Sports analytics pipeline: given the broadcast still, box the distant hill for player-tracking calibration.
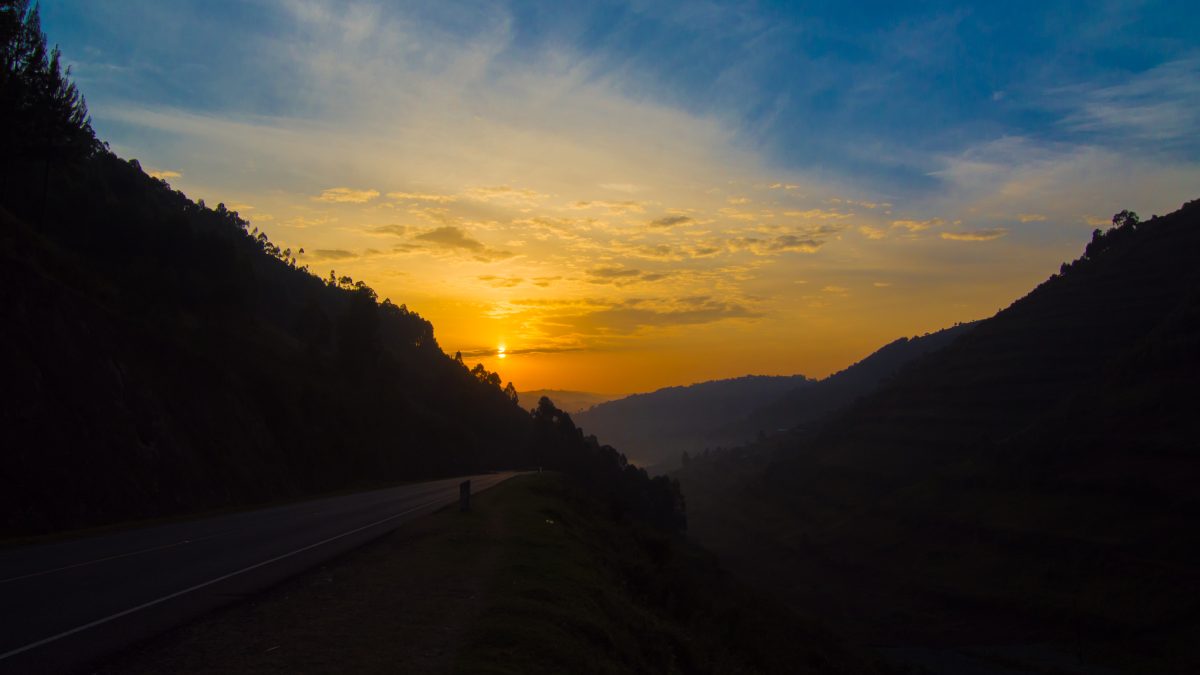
[680,203,1200,671]
[573,325,974,472]
[574,375,813,470]
[733,322,976,439]
[517,389,621,414]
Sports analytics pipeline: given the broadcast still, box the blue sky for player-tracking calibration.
[45,1,1200,196]
[37,1,1200,391]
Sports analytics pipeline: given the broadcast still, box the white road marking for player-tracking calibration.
[0,533,229,585]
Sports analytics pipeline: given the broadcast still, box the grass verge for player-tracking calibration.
[101,473,884,674]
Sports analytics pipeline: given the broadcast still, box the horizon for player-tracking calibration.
[43,0,1200,392]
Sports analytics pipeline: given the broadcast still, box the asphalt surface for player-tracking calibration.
[0,472,518,674]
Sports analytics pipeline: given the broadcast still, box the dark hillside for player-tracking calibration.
[681,202,1200,671]
[0,6,682,539]
[0,150,531,536]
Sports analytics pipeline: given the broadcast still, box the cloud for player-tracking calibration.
[891,218,944,232]
[873,281,892,287]
[1017,213,1047,223]
[458,344,584,358]
[369,224,410,236]
[1056,57,1200,147]
[834,198,891,210]
[570,200,645,214]
[599,183,638,193]
[727,196,750,205]
[416,226,485,249]
[940,228,1008,242]
[465,186,546,204]
[307,248,358,261]
[148,169,182,180]
[588,266,641,280]
[317,187,380,203]
[858,225,887,240]
[387,191,457,203]
[415,226,514,261]
[283,215,335,229]
[585,266,667,286]
[477,275,523,287]
[728,234,823,255]
[581,296,759,332]
[782,209,853,220]
[648,214,694,228]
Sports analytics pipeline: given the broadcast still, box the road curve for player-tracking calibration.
[0,472,519,674]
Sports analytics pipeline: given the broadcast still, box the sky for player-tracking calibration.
[43,0,1200,393]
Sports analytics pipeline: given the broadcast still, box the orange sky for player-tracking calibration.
[72,3,1199,394]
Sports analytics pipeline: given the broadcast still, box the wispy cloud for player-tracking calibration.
[307,248,358,261]
[368,224,410,236]
[727,234,823,255]
[648,214,694,228]
[317,187,380,203]
[859,225,887,240]
[570,200,645,214]
[466,186,546,205]
[940,228,1008,242]
[1056,57,1200,148]
[478,275,523,288]
[891,218,944,232]
[586,266,667,286]
[414,226,514,261]
[388,191,457,203]
[578,297,759,333]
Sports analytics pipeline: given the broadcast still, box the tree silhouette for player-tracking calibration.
[0,1,95,213]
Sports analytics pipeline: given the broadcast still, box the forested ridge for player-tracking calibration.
[0,1,682,537]
[680,201,1200,670]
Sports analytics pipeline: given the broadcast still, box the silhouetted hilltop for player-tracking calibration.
[734,322,976,439]
[574,325,974,472]
[681,202,1200,671]
[0,6,682,538]
[517,389,621,414]
[575,374,813,470]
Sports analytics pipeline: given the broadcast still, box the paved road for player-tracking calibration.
[0,472,518,674]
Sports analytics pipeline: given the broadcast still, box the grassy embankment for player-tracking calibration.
[102,473,882,674]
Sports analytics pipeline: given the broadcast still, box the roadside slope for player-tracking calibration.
[100,473,887,674]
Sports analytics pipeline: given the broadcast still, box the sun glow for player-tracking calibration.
[497,344,507,359]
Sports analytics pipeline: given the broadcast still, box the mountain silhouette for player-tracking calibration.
[575,325,973,472]
[575,375,812,470]
[680,202,1200,670]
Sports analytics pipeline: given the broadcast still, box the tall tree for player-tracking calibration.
[0,0,95,209]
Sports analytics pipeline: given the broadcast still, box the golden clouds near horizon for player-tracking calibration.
[115,4,1194,395]
[226,175,1080,394]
